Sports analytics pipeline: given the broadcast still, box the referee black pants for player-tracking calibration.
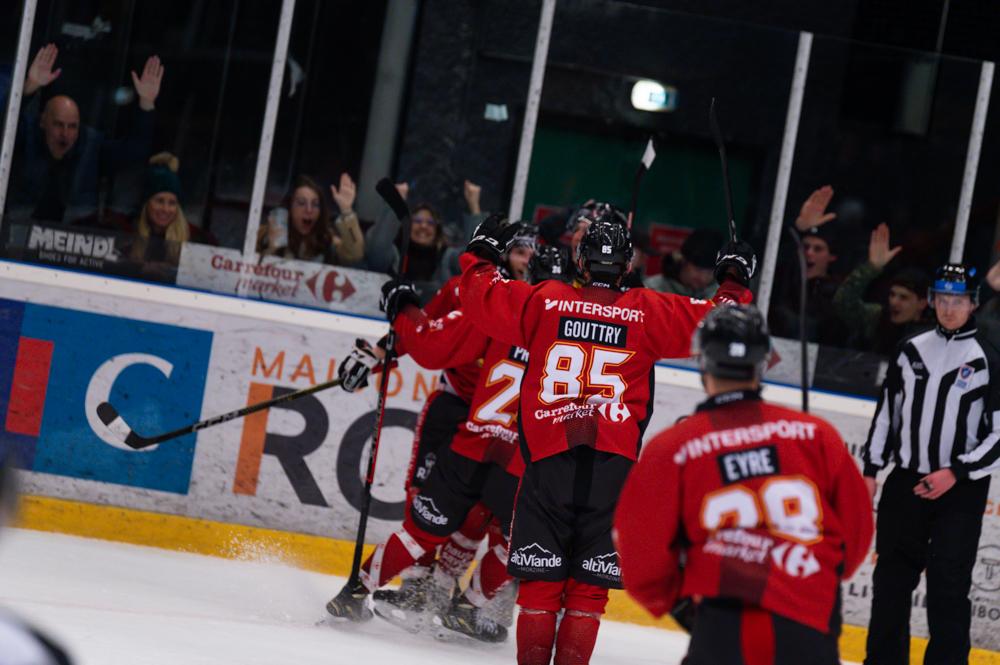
[865,467,990,665]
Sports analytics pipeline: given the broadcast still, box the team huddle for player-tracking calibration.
[324,202,876,665]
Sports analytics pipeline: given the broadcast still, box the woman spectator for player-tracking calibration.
[258,173,364,266]
[130,152,211,266]
[363,180,485,304]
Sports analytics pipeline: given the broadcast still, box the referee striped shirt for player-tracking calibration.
[862,318,1000,481]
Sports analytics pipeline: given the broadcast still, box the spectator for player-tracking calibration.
[643,228,723,299]
[363,180,485,304]
[980,257,1000,323]
[769,185,849,344]
[129,152,212,266]
[622,227,659,289]
[258,173,364,266]
[833,224,932,355]
[6,44,162,225]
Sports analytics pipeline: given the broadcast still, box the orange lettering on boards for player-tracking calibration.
[387,368,403,397]
[327,357,338,382]
[290,354,316,385]
[252,348,284,379]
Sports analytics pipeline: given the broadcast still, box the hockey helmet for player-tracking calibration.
[692,305,771,381]
[928,263,980,305]
[529,244,571,284]
[507,222,538,251]
[577,212,633,284]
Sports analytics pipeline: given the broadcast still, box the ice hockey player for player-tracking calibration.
[327,230,558,641]
[457,205,755,664]
[614,305,874,665]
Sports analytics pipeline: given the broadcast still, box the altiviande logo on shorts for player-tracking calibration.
[582,552,621,578]
[511,543,562,569]
[412,495,448,526]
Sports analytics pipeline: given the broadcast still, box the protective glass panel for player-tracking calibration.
[777,35,985,396]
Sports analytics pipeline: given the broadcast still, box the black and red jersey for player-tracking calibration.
[458,253,753,463]
[614,393,874,633]
[394,306,527,476]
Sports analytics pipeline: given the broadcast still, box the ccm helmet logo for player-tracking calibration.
[728,342,747,357]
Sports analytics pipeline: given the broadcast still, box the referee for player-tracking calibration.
[862,263,1000,665]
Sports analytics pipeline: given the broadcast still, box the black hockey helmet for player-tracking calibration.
[692,305,771,381]
[928,263,980,304]
[577,212,633,284]
[529,244,571,284]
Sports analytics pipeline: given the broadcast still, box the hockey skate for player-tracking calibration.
[324,582,372,622]
[433,593,508,644]
[373,572,452,634]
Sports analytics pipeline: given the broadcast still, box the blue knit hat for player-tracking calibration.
[144,152,182,201]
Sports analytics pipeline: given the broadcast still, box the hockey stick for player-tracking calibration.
[97,377,343,450]
[343,177,412,593]
[709,98,738,243]
[627,137,656,230]
[785,227,810,412]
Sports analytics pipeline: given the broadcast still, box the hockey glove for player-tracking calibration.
[467,213,520,265]
[714,240,757,287]
[379,278,420,322]
[338,338,379,392]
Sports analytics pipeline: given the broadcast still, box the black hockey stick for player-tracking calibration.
[627,137,656,230]
[709,98,738,243]
[343,177,412,593]
[96,377,343,450]
[785,226,810,412]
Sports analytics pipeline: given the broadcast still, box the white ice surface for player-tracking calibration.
[0,528,860,664]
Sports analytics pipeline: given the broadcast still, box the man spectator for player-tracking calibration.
[5,44,163,225]
[615,305,872,665]
[833,223,932,354]
[643,228,723,299]
[770,185,848,345]
[862,263,1000,665]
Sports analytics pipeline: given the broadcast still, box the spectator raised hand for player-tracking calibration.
[394,182,409,201]
[24,43,62,97]
[464,180,482,215]
[131,55,164,111]
[330,173,357,215]
[988,257,1000,292]
[795,185,837,232]
[868,223,902,270]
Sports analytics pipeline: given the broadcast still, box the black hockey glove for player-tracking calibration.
[379,278,420,322]
[338,338,379,392]
[714,240,757,287]
[467,213,520,265]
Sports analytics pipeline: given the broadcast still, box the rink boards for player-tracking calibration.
[0,259,998,663]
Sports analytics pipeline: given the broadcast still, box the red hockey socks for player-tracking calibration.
[437,503,491,579]
[517,609,557,665]
[359,524,445,592]
[553,580,608,665]
[465,521,511,606]
[554,611,601,665]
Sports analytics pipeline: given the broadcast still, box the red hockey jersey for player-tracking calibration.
[614,393,874,633]
[394,306,527,476]
[458,253,752,462]
[414,275,480,403]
